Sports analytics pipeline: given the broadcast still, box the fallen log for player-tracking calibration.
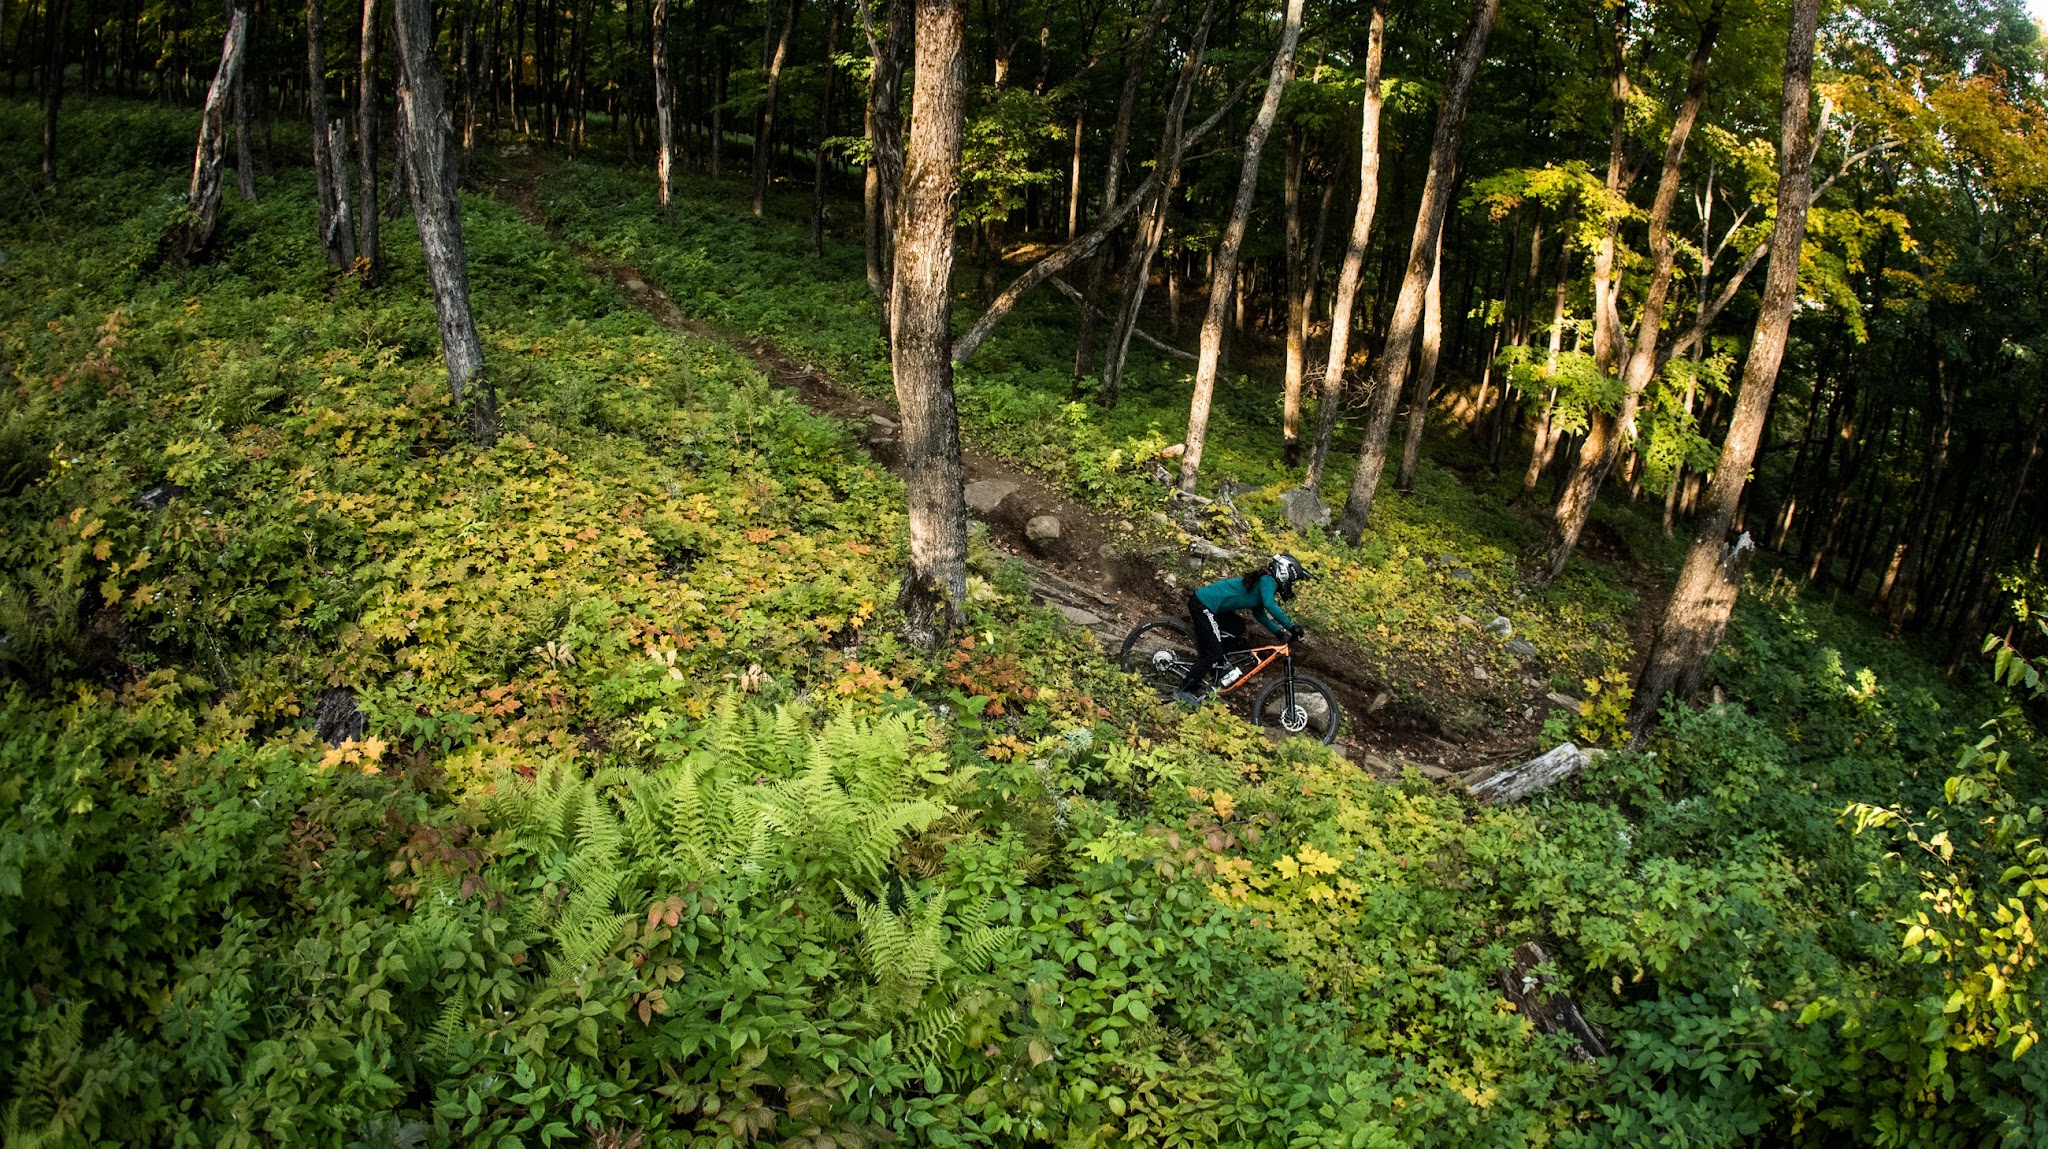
[1463,742,1594,804]
[1500,941,1608,1063]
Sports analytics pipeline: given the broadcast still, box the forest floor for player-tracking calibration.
[489,153,1619,778]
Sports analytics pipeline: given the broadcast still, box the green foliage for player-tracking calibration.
[4,99,2044,1148]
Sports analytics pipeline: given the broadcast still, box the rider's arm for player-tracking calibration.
[1257,575,1296,634]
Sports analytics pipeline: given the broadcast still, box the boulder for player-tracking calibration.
[1278,487,1331,532]
[137,483,186,511]
[1545,691,1582,710]
[1188,538,1243,563]
[1507,638,1539,659]
[1025,515,1063,544]
[1484,615,1513,637]
[964,478,1020,514]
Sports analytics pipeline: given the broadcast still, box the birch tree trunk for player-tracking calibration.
[1630,0,1821,736]
[184,6,249,256]
[890,0,968,648]
[393,0,497,442]
[358,0,383,284]
[1300,0,1382,493]
[1072,0,1173,379]
[1536,3,1722,585]
[859,0,909,339]
[751,0,798,216]
[653,0,674,215]
[1177,0,1305,493]
[1333,0,1500,539]
[1589,8,1629,375]
[1394,230,1444,491]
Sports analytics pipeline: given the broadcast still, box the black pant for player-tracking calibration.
[1181,595,1245,693]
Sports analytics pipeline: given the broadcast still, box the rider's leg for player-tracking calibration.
[1180,594,1227,694]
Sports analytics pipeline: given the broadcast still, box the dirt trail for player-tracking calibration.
[490,163,1539,778]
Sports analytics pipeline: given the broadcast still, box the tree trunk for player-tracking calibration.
[1945,399,2047,673]
[40,0,70,185]
[752,0,798,215]
[810,1,839,251]
[232,6,257,200]
[1097,0,1218,404]
[358,0,382,283]
[1394,228,1444,491]
[1589,7,1629,375]
[1065,105,1083,239]
[653,0,674,214]
[1883,365,1955,634]
[1175,0,1304,493]
[1536,2,1722,584]
[953,50,1244,367]
[1333,0,1500,539]
[1299,0,1382,493]
[393,0,496,441]
[891,0,969,648]
[183,5,249,256]
[859,0,908,340]
[1072,0,1172,379]
[1630,0,1821,736]
[1282,131,1308,464]
[308,0,356,268]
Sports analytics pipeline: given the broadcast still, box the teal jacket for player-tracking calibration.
[1195,573,1296,635]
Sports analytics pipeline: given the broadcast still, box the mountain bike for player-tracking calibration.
[1118,616,1343,744]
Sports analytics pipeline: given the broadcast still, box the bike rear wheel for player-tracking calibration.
[1120,616,1199,696]
[1254,673,1342,744]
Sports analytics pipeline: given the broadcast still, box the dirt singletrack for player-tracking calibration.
[487,159,1546,779]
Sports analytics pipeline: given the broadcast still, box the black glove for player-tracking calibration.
[1287,625,1306,642]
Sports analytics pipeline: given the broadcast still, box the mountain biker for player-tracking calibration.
[1174,553,1312,706]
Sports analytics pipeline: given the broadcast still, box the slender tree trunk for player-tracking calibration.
[1282,131,1308,464]
[653,0,673,214]
[1537,2,1722,584]
[40,0,70,185]
[393,0,495,441]
[357,0,382,283]
[1072,0,1172,378]
[1097,0,1217,403]
[891,0,968,647]
[232,3,257,200]
[859,0,908,339]
[1945,398,2047,673]
[752,0,797,215]
[1883,366,1955,634]
[1631,0,1820,734]
[1394,229,1444,491]
[308,0,355,268]
[952,51,1243,366]
[810,0,839,251]
[1300,0,1383,493]
[1066,105,1083,239]
[184,6,248,255]
[1176,0,1304,493]
[1589,7,1629,374]
[1333,0,1500,538]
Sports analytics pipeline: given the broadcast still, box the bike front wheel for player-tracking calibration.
[1254,674,1342,744]
[1119,616,1199,696]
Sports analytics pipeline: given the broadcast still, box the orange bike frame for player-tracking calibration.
[1217,643,1291,695]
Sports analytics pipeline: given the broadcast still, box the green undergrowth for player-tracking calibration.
[2,100,2045,1147]
[529,158,1636,715]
